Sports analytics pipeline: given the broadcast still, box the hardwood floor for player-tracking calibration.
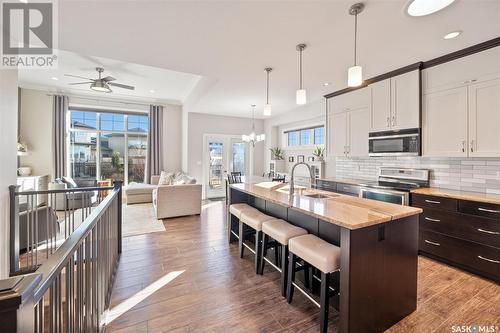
[106,200,499,333]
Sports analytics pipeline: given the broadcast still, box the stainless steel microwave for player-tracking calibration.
[368,128,420,157]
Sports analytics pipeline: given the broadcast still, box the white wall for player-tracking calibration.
[187,112,264,192]
[18,88,182,180]
[162,104,183,172]
[0,70,18,278]
[263,99,335,177]
[19,89,53,176]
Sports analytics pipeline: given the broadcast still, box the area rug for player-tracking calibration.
[122,203,166,237]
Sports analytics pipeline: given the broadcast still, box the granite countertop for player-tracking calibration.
[230,182,422,230]
[411,188,500,205]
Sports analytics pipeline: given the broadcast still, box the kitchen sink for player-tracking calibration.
[302,193,337,199]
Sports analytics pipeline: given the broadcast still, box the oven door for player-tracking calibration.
[368,131,420,156]
[359,188,409,206]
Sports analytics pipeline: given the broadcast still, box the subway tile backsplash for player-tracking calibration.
[334,157,500,194]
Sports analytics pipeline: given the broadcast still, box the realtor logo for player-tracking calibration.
[1,0,58,68]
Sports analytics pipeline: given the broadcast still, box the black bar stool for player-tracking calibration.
[286,234,341,333]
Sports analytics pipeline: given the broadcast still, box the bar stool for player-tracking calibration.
[286,234,341,333]
[229,203,257,219]
[260,219,308,297]
[239,209,276,273]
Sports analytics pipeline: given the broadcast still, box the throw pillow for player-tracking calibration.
[158,171,174,185]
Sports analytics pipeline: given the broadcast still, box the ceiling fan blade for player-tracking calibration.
[68,81,93,85]
[64,74,95,80]
[102,76,116,82]
[108,82,135,90]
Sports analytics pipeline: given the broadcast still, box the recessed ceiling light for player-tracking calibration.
[443,30,462,40]
[149,90,155,93]
[406,0,456,17]
[323,82,331,87]
[51,77,59,81]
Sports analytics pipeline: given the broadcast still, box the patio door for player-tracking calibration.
[204,135,248,199]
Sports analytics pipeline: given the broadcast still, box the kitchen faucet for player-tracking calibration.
[289,162,315,197]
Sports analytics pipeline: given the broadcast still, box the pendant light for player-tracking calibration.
[296,44,307,105]
[263,67,272,116]
[347,3,365,88]
[242,104,265,146]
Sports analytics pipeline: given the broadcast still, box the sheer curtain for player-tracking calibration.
[146,105,163,183]
[52,95,69,179]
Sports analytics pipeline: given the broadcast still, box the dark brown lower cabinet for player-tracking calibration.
[412,193,500,282]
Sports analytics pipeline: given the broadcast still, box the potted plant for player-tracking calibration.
[312,146,325,162]
[269,147,285,160]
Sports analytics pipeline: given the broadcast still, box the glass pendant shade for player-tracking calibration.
[296,89,307,105]
[263,103,272,116]
[347,65,363,87]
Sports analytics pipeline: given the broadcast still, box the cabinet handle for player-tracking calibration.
[386,117,390,127]
[424,239,440,246]
[424,217,441,222]
[478,208,500,214]
[470,140,474,153]
[477,228,500,235]
[425,199,441,204]
[461,79,478,84]
[477,256,500,264]
[461,140,465,153]
[391,115,395,127]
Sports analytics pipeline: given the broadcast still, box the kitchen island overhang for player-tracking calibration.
[227,182,422,333]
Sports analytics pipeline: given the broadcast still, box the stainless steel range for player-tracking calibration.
[359,167,430,205]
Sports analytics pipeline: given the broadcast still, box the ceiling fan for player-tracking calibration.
[65,67,135,93]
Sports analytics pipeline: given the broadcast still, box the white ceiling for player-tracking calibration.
[18,50,201,105]
[20,0,500,118]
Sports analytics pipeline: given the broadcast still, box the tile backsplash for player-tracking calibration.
[335,157,500,194]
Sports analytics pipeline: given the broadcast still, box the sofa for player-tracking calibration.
[125,172,202,219]
[151,175,202,219]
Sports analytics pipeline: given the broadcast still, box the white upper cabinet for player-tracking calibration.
[326,87,370,157]
[423,47,500,93]
[328,112,348,157]
[370,79,391,132]
[391,70,420,130]
[423,86,468,157]
[328,87,370,115]
[468,78,500,157]
[369,70,420,132]
[422,46,500,158]
[348,107,370,157]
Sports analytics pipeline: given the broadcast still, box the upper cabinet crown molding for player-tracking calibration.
[369,70,420,132]
[328,87,370,115]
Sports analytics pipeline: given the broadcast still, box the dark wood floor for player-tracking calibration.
[106,200,500,333]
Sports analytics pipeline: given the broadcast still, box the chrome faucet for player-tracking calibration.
[289,162,315,197]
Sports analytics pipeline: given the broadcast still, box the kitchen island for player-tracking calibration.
[227,182,422,333]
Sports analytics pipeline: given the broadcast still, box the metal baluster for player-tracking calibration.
[46,199,50,260]
[71,192,75,233]
[49,285,54,333]
[38,298,44,333]
[34,195,39,268]
[92,227,98,331]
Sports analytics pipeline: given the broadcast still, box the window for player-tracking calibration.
[68,110,148,184]
[285,125,324,147]
[300,130,311,145]
[314,127,325,145]
[288,131,299,146]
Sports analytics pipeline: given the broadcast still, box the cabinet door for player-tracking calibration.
[328,112,347,157]
[370,79,391,132]
[392,70,420,130]
[329,87,370,115]
[348,107,369,157]
[423,87,468,157]
[469,78,500,157]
